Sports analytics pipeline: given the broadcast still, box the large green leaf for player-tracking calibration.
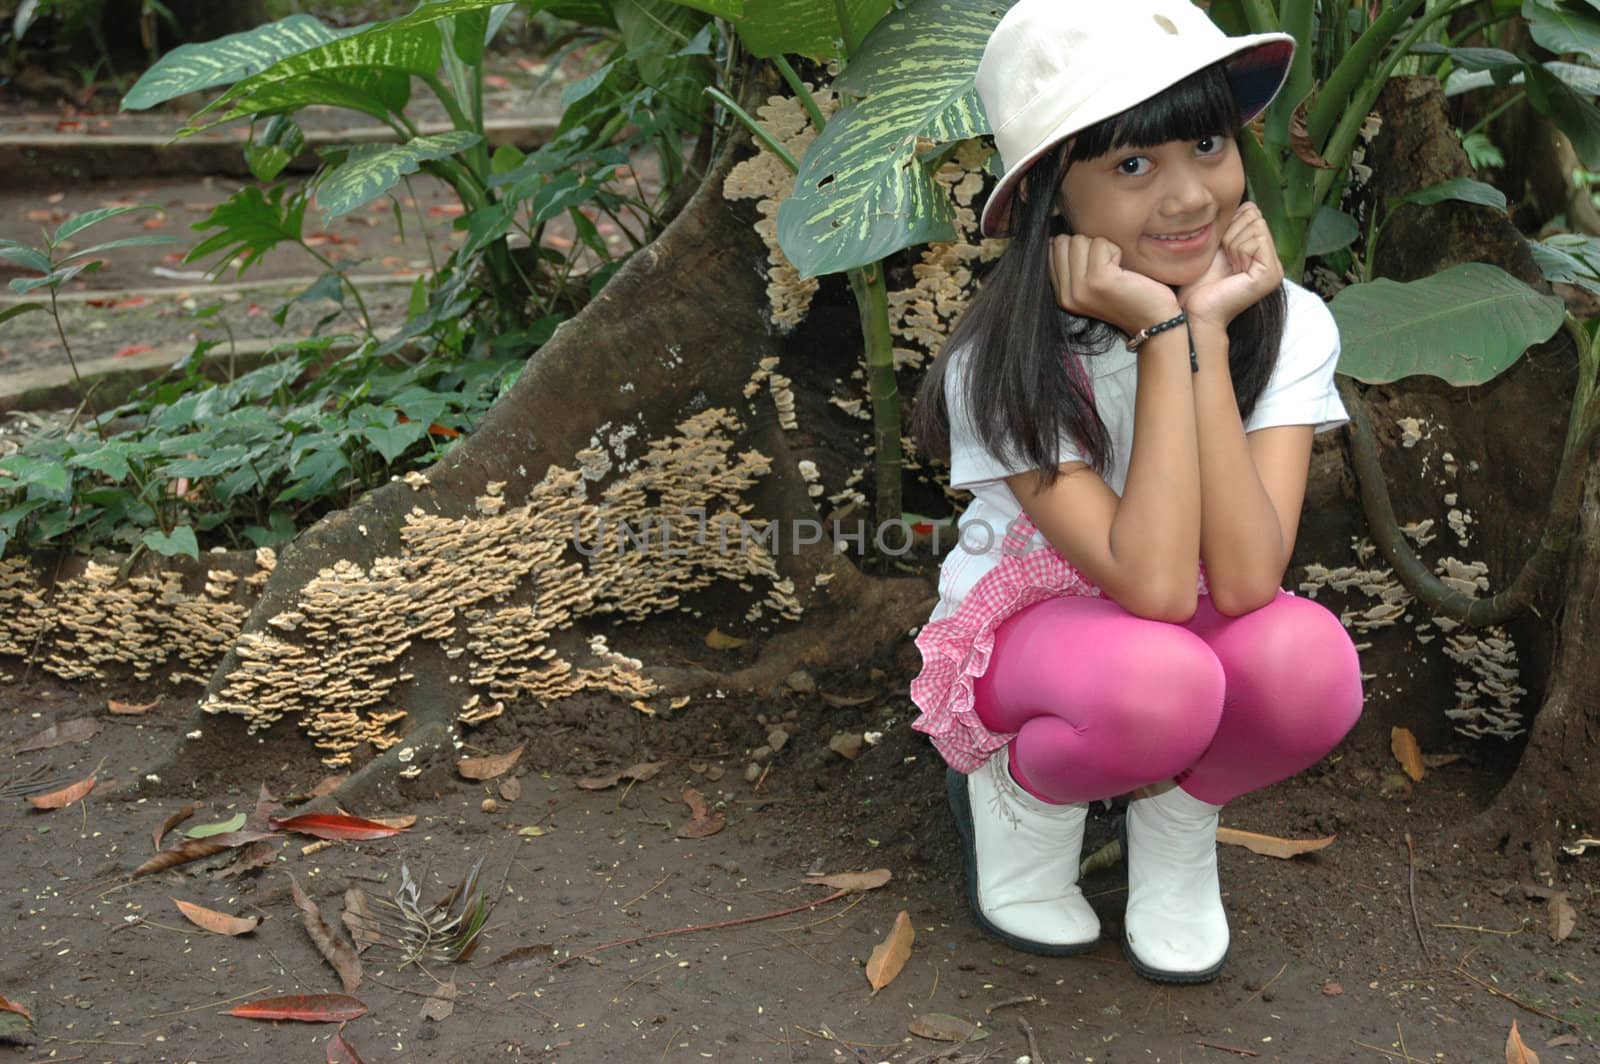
[316,131,483,219]
[1392,177,1506,213]
[1522,60,1600,168]
[735,0,893,60]
[1524,0,1600,64]
[664,0,743,15]
[1330,263,1566,385]
[1531,232,1600,295]
[776,0,1007,278]
[123,14,351,111]
[186,184,308,277]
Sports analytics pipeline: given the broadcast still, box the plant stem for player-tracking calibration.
[48,287,105,442]
[1465,89,1524,139]
[705,86,800,173]
[848,261,902,534]
[773,55,828,133]
[298,242,374,335]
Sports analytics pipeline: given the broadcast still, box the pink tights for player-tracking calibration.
[972,590,1363,805]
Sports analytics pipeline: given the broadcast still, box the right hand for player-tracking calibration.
[1047,234,1181,340]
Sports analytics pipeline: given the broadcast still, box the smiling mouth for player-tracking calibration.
[1150,224,1211,240]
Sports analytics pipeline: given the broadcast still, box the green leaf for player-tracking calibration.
[315,131,482,219]
[1524,0,1600,65]
[736,0,892,60]
[60,235,178,263]
[0,240,51,274]
[143,526,200,560]
[360,418,429,464]
[663,0,742,14]
[1531,233,1600,295]
[54,205,157,244]
[186,184,308,277]
[247,115,307,182]
[776,0,1004,278]
[10,261,100,295]
[1305,206,1360,256]
[122,13,350,110]
[1330,262,1566,385]
[1392,177,1507,213]
[186,813,247,838]
[67,442,135,482]
[0,302,44,327]
[161,445,254,478]
[0,454,71,498]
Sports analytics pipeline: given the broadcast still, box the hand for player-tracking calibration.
[1048,233,1182,340]
[1175,202,1284,333]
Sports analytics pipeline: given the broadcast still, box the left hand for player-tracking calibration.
[1175,202,1284,334]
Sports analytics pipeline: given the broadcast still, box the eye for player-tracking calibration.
[1116,155,1150,176]
[1197,134,1227,155]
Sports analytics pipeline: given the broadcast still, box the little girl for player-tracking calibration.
[909,0,1365,984]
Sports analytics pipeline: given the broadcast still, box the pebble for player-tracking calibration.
[829,732,864,760]
[785,669,816,694]
[705,766,725,782]
[744,762,762,783]
[768,728,790,752]
[752,744,773,762]
[481,798,498,813]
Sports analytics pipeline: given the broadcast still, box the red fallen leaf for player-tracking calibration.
[427,202,466,218]
[142,215,168,230]
[108,697,159,715]
[0,994,32,1021]
[427,422,459,438]
[116,343,157,358]
[28,774,96,809]
[484,74,512,89]
[173,897,260,936]
[132,830,280,877]
[457,743,524,781]
[225,994,367,1023]
[86,296,117,308]
[246,302,265,317]
[57,119,85,132]
[269,813,407,841]
[113,295,147,309]
[326,1026,368,1063]
[290,875,362,993]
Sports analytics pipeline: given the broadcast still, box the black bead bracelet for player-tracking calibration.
[1125,311,1199,372]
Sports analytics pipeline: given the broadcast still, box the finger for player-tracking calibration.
[1047,235,1062,298]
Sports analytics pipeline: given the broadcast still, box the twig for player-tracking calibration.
[927,967,939,1002]
[1017,1016,1044,1064]
[1454,960,1564,1021]
[754,763,771,793]
[1432,920,1524,935]
[556,888,849,967]
[619,872,672,911]
[657,1025,682,1064]
[1194,1041,1259,1057]
[1350,1041,1428,1063]
[147,985,273,1019]
[1404,833,1429,964]
[985,994,1038,1015]
[1245,961,1288,1004]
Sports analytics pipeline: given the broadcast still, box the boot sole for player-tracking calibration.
[1118,814,1229,984]
[946,767,1100,957]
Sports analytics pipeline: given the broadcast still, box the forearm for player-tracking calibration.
[1111,327,1202,612]
[1191,321,1288,613]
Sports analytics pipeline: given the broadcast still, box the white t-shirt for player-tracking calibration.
[932,277,1347,620]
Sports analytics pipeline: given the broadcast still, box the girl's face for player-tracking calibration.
[1056,133,1246,289]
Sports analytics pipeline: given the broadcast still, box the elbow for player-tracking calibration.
[1208,577,1284,618]
[1120,584,1199,624]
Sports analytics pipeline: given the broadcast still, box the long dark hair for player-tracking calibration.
[912,62,1287,484]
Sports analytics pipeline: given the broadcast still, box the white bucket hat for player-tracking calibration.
[976,0,1295,237]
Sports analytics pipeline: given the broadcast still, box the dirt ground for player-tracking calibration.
[1,639,1595,1064]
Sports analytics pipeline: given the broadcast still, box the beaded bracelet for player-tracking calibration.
[1125,311,1199,372]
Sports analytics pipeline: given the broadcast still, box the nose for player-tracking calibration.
[1160,160,1213,220]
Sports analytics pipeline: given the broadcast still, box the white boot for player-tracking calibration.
[947,746,1100,954]
[1123,782,1229,982]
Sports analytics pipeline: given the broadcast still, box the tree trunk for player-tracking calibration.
[145,122,931,803]
[1333,76,1598,857]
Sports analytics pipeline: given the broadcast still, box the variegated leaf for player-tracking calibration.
[316,132,483,219]
[1330,262,1565,386]
[776,0,1007,278]
[736,0,891,60]
[123,14,351,111]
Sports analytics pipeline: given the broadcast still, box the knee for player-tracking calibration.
[1102,626,1226,743]
[1243,597,1365,747]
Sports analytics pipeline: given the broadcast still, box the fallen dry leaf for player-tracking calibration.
[820,691,874,708]
[0,995,32,1022]
[676,788,726,839]
[908,1013,986,1043]
[1550,893,1577,943]
[218,838,279,879]
[577,761,667,790]
[173,898,260,936]
[866,910,914,992]
[806,869,892,892]
[1544,1033,1579,1048]
[269,813,407,841]
[17,717,101,752]
[290,875,363,993]
[326,1025,368,1062]
[107,698,159,715]
[457,743,525,781]
[27,774,97,810]
[1506,1019,1540,1064]
[492,943,555,965]
[252,783,281,827]
[342,888,381,954]
[225,994,366,1023]
[310,775,346,798]
[498,777,522,802]
[1217,827,1337,859]
[1420,752,1462,769]
[367,814,416,830]
[133,831,280,877]
[1390,727,1426,782]
[153,804,197,850]
[704,627,746,649]
[420,977,456,1022]
[1321,980,1344,997]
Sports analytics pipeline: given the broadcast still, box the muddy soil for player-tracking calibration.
[1,643,1595,1064]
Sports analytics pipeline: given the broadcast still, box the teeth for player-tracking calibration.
[1155,227,1203,240]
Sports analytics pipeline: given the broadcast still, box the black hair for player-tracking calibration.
[911,61,1287,484]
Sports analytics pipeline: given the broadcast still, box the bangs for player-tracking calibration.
[1066,63,1239,162]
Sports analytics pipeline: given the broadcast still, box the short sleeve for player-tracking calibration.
[1244,283,1348,435]
[944,347,1087,490]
